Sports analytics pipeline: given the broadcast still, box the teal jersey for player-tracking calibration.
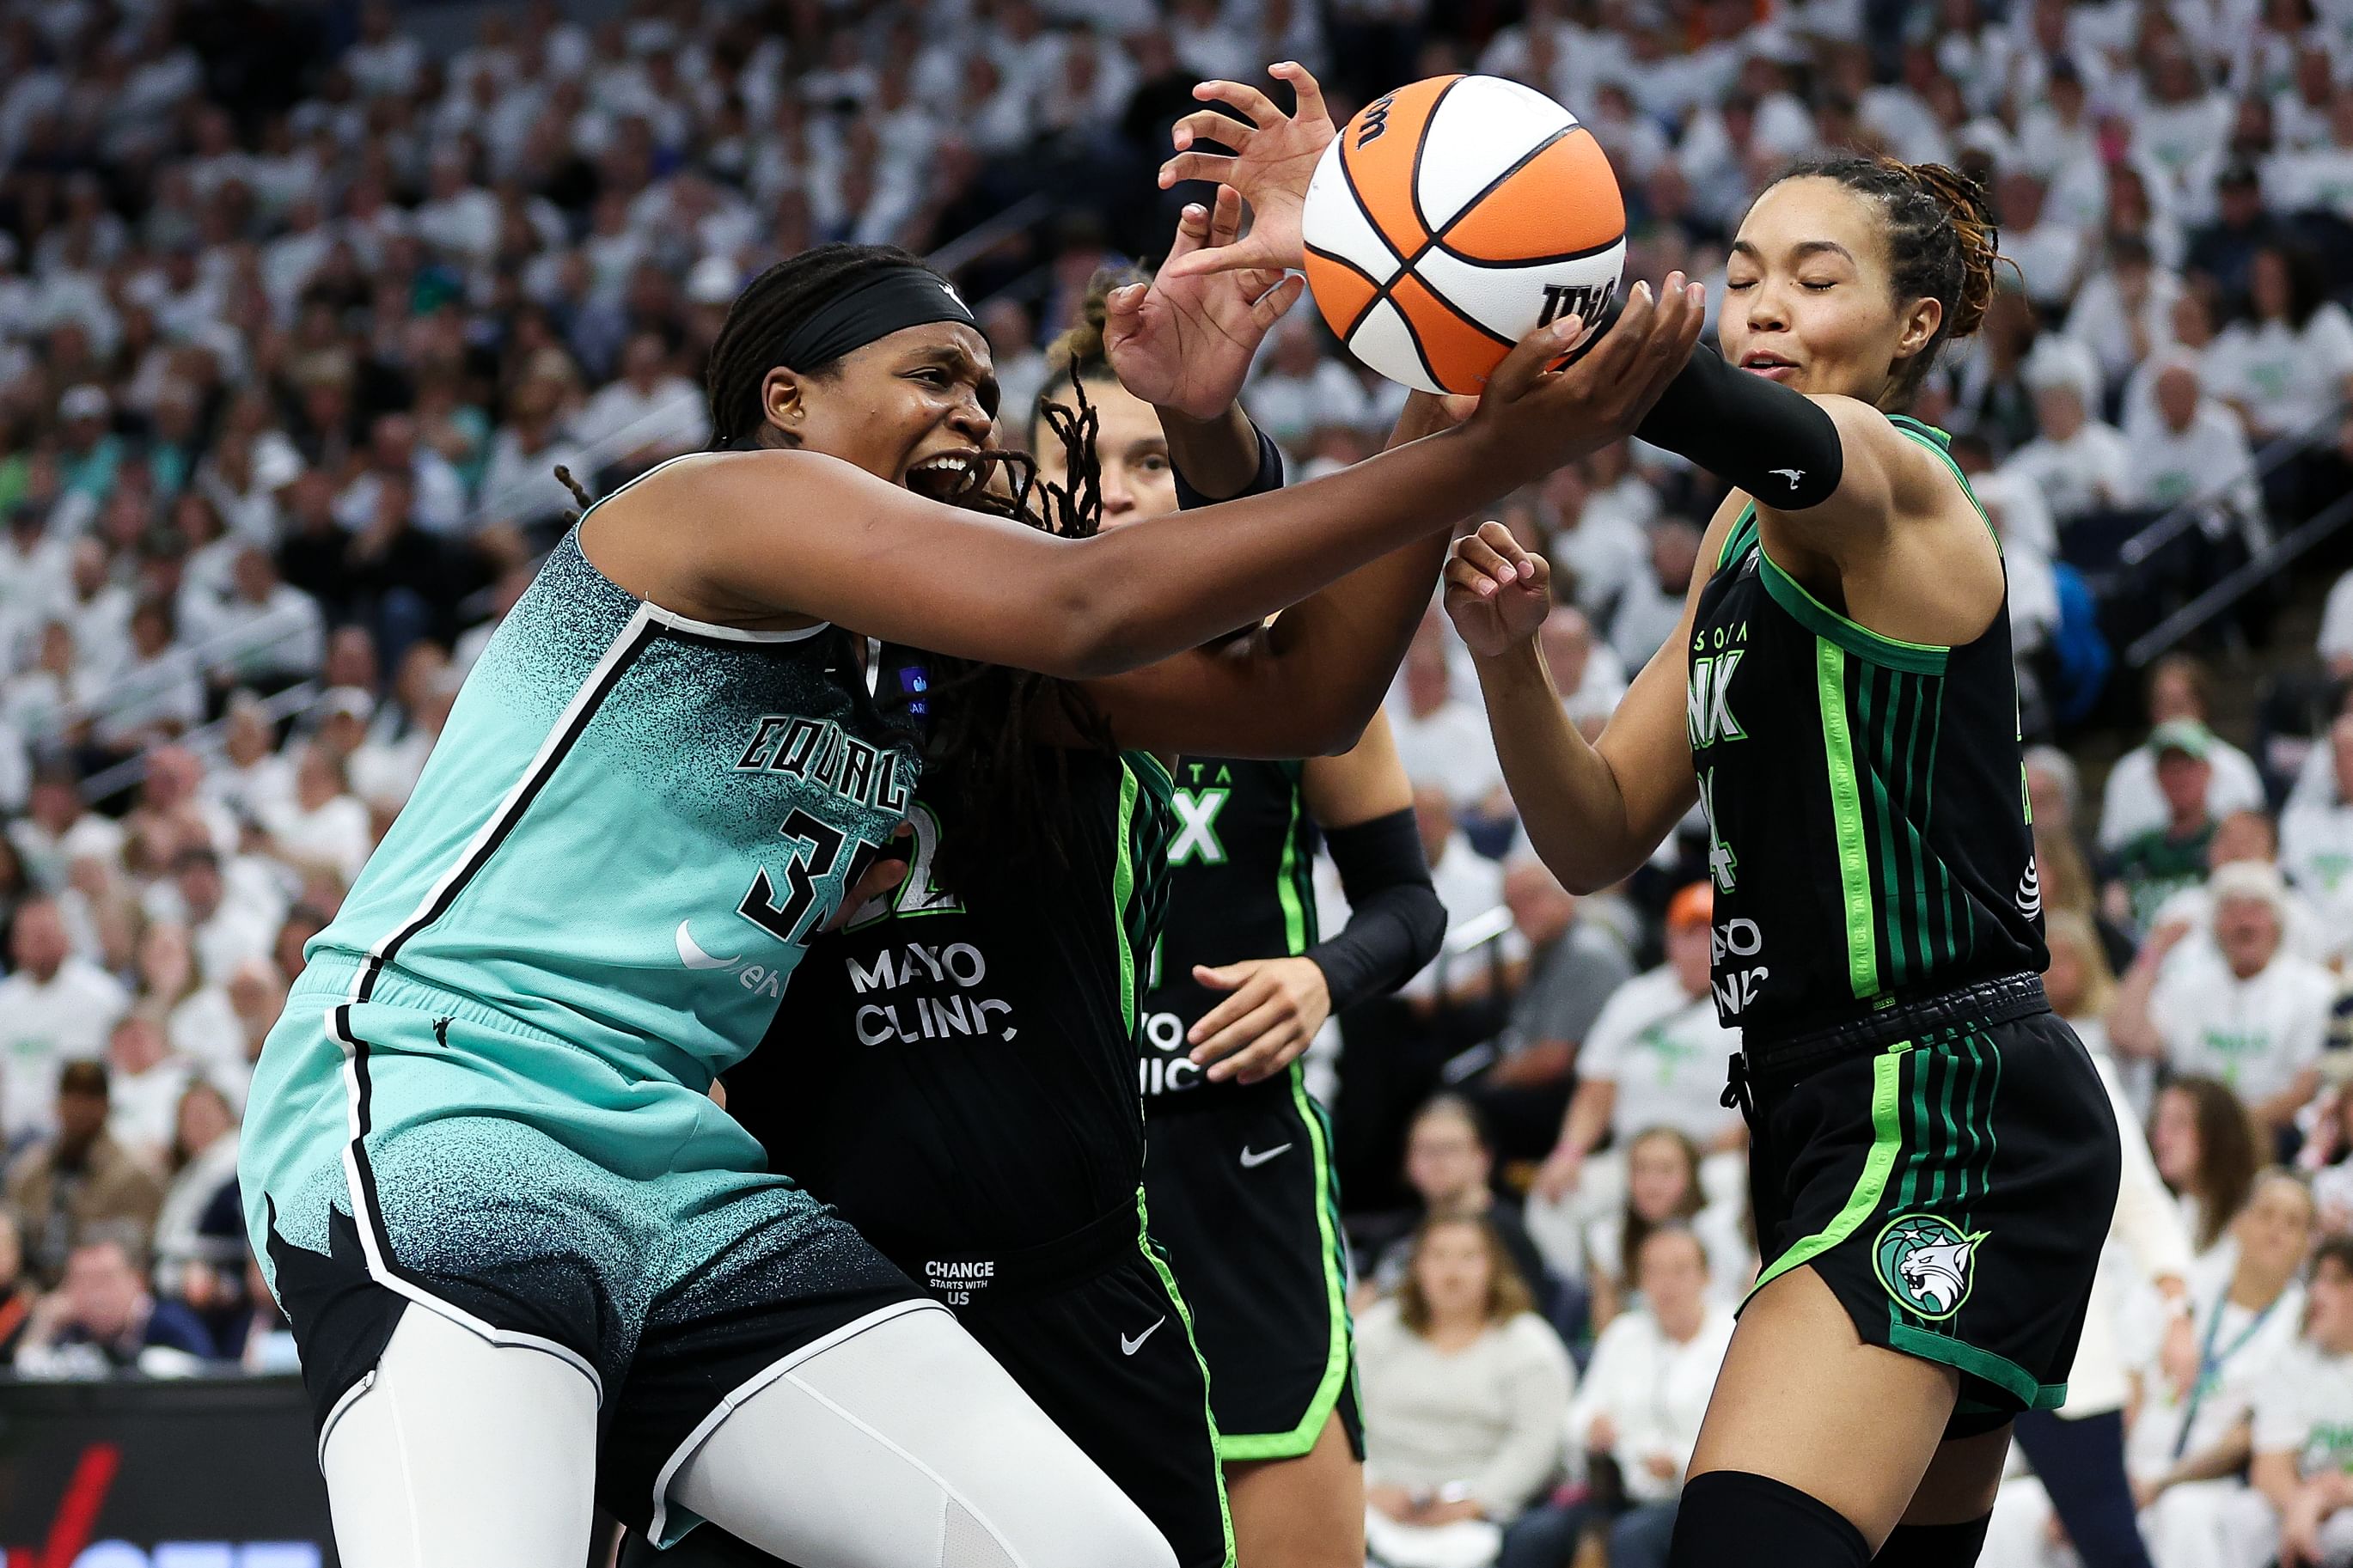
[297,489,919,1087]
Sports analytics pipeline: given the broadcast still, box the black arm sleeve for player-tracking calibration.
[1306,805,1446,1012]
[1171,421,1285,509]
[1633,343,1846,509]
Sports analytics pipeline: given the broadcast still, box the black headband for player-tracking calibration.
[774,265,978,375]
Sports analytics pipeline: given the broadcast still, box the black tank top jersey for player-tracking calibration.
[1689,416,2045,1037]
[1138,757,1321,1104]
[730,716,1175,1254]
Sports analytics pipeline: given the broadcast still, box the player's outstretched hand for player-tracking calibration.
[1104,185,1306,422]
[1445,521,1550,659]
[1156,61,1332,279]
[1463,271,1706,490]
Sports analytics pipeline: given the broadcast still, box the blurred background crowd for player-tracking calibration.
[12,0,2353,1565]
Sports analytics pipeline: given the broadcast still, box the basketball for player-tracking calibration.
[1299,74,1628,396]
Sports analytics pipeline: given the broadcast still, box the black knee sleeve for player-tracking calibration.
[1873,1514,1991,1566]
[1668,1471,1869,1567]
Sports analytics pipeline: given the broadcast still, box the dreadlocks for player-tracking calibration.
[914,369,1116,901]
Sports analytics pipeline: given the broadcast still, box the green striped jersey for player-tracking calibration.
[1687,417,2045,1034]
[1140,758,1320,1102]
[730,708,1175,1251]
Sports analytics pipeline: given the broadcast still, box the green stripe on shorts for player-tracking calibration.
[1216,1066,1354,1463]
[1137,1187,1237,1568]
[1747,1040,1912,1302]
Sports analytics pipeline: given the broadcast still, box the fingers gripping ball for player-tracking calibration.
[1301,75,1627,395]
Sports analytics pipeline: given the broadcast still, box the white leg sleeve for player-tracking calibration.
[673,1303,1179,1568]
[320,1303,599,1568]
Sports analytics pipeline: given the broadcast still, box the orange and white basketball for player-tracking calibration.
[1300,75,1627,396]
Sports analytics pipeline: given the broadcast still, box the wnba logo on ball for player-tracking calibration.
[1537,279,1617,330]
[1299,74,1627,395]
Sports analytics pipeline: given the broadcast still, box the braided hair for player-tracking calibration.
[1771,156,2004,405]
[915,370,1117,901]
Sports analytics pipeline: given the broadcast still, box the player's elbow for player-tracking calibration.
[1287,692,1383,758]
[1397,882,1447,972]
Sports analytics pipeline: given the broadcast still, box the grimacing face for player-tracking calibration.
[1719,177,1943,407]
[759,320,1000,502]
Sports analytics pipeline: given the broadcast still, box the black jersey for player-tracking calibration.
[1689,416,2044,1036]
[1139,757,1321,1103]
[730,728,1174,1253]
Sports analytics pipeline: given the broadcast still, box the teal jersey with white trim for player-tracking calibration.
[1687,416,2045,1034]
[296,503,919,1086]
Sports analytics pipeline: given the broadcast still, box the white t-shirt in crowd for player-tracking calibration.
[165,985,248,1080]
[2254,1339,2353,1480]
[108,1055,196,1165]
[1549,511,1650,619]
[1609,570,1686,674]
[1578,965,1743,1148]
[2122,403,2260,518]
[2128,1278,2305,1479]
[260,791,375,886]
[2097,736,2268,851]
[0,958,131,1143]
[2204,304,2353,436]
[1999,420,2134,526]
[2149,945,2333,1104]
[1389,698,1504,811]
[566,375,711,461]
[2284,798,2353,953]
[1567,1303,1736,1504]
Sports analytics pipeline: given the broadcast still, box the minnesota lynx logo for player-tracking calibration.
[1873,1214,1986,1321]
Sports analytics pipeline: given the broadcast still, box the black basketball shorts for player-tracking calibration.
[639,1193,1233,1568]
[1143,1068,1364,1463]
[1736,976,2120,1435]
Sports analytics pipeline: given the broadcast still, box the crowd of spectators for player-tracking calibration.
[15,0,2353,1565]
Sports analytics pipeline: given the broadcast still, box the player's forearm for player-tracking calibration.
[1256,531,1454,751]
[1079,424,1513,678]
[1161,404,1265,503]
[1472,640,1646,894]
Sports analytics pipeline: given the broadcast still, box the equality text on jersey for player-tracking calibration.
[733,713,914,815]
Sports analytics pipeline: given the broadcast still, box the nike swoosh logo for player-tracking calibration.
[1238,1143,1292,1169]
[1121,1316,1165,1356]
[675,920,743,971]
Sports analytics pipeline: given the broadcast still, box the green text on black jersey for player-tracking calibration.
[1688,417,2045,1034]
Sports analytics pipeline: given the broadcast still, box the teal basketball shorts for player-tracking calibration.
[239,959,928,1543]
[1732,974,2121,1436]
